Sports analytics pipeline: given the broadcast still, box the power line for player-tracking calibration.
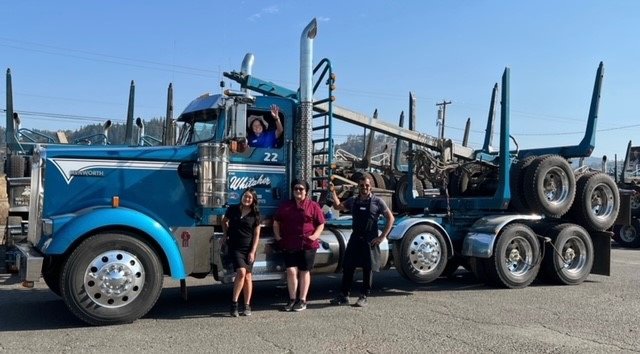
[1,109,123,124]
[0,42,220,78]
[0,37,619,130]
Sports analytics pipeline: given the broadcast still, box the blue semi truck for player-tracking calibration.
[12,19,624,325]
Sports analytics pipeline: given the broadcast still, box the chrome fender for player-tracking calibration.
[462,214,543,258]
[388,216,453,257]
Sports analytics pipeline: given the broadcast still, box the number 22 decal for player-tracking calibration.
[263,152,279,162]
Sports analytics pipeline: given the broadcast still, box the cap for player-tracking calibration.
[248,115,269,130]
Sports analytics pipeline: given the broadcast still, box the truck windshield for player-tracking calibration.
[178,110,218,145]
[177,114,219,145]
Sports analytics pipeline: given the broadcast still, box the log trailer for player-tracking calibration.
[10,19,623,325]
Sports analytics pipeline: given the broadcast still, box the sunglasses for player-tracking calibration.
[293,187,306,191]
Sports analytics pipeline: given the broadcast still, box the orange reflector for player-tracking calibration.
[112,196,120,208]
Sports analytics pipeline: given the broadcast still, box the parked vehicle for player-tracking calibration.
[10,19,621,325]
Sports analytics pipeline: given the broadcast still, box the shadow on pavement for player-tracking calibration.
[1,266,568,329]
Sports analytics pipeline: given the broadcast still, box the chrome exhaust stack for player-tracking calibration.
[294,18,318,183]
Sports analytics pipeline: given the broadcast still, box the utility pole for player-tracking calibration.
[436,100,452,139]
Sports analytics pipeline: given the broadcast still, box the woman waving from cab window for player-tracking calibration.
[247,104,283,148]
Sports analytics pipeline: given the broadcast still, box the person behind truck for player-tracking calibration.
[247,104,284,148]
[273,178,325,312]
[329,176,394,307]
[222,187,261,317]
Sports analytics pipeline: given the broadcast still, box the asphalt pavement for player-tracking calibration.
[0,246,639,353]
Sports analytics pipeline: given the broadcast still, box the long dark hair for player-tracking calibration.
[240,187,260,216]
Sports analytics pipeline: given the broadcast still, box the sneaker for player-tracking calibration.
[230,303,239,317]
[241,304,252,316]
[329,295,349,306]
[292,299,307,312]
[282,299,296,312]
[354,296,368,307]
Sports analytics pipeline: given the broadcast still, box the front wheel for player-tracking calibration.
[42,256,63,297]
[485,223,541,289]
[398,224,448,283]
[60,233,164,326]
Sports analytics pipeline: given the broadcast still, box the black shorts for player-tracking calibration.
[283,249,317,271]
[231,250,253,272]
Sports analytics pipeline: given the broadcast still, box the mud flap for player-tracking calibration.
[590,231,612,276]
[615,189,632,226]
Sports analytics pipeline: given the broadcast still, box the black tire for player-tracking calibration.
[449,163,487,197]
[542,224,594,285]
[8,155,25,178]
[569,172,619,232]
[391,243,410,281]
[395,174,424,211]
[485,223,541,289]
[60,233,164,326]
[510,156,537,212]
[614,219,640,248]
[468,257,490,284]
[383,174,397,191]
[524,155,576,218]
[42,256,63,297]
[349,171,373,185]
[441,257,461,278]
[370,172,386,190]
[397,224,448,283]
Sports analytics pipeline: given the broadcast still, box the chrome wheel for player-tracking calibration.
[487,223,540,289]
[407,232,442,274]
[588,182,615,220]
[399,224,448,283]
[503,236,535,277]
[559,236,588,275]
[84,250,146,308]
[542,166,571,206]
[543,224,593,285]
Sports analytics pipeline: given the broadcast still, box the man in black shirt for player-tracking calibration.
[329,176,394,307]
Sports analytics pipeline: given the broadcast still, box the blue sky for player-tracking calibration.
[1,1,639,159]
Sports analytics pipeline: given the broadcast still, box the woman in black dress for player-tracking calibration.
[222,188,261,317]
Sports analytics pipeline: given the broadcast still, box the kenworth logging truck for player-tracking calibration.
[12,19,623,325]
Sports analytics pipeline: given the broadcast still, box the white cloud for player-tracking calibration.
[248,5,280,21]
[317,16,330,22]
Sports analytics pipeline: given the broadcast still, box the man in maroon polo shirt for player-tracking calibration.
[273,178,325,312]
